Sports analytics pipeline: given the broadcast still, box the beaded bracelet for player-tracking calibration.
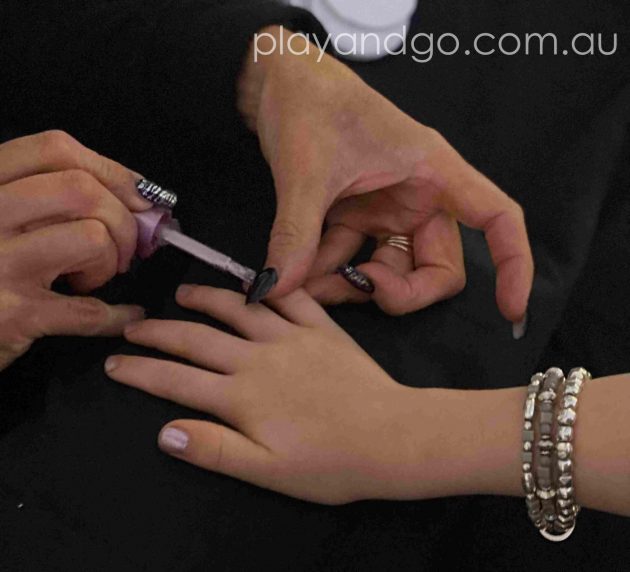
[522,373,545,529]
[546,367,591,540]
[537,368,564,529]
[522,366,590,542]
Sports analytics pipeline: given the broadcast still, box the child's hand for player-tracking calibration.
[105,285,429,505]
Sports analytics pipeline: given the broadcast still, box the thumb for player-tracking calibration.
[157,420,274,487]
[262,192,326,299]
[35,294,145,338]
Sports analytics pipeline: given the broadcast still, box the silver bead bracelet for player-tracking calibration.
[522,366,590,542]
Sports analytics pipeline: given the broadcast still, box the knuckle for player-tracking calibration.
[511,201,526,224]
[0,290,34,349]
[270,218,303,249]
[60,168,97,193]
[78,219,112,250]
[95,153,118,183]
[37,130,77,163]
[423,126,448,148]
[448,270,467,296]
[503,196,525,223]
[68,297,109,328]
[59,170,102,213]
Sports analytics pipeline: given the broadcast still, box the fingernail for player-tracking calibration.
[337,265,375,294]
[129,306,146,321]
[135,178,178,209]
[104,356,120,373]
[176,284,195,299]
[124,321,143,336]
[246,268,278,304]
[159,427,189,454]
[512,312,529,340]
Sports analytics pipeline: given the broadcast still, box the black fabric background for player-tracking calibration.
[1,1,629,570]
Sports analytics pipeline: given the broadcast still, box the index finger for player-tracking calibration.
[426,138,534,322]
[0,130,151,212]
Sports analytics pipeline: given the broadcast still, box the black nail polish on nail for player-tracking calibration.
[337,265,375,294]
[246,268,279,304]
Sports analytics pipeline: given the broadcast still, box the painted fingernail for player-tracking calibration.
[176,284,195,299]
[337,265,375,294]
[104,356,120,373]
[135,178,178,209]
[512,312,529,340]
[246,268,278,304]
[159,427,189,454]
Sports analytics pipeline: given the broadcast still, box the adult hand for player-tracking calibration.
[239,27,533,322]
[0,131,148,370]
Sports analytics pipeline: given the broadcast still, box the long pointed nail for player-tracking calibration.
[246,268,278,304]
[513,312,528,340]
[337,265,375,294]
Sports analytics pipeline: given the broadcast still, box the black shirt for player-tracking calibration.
[1,1,629,570]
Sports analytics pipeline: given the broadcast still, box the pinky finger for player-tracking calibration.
[158,420,275,489]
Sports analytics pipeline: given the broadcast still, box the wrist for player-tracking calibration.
[237,25,350,132]
[369,385,524,501]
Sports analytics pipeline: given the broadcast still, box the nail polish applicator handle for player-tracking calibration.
[133,207,257,284]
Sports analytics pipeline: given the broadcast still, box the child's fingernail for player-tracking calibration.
[159,427,189,454]
[176,284,195,299]
[336,265,375,294]
[512,312,529,340]
[104,356,120,373]
[124,321,143,336]
[246,268,278,304]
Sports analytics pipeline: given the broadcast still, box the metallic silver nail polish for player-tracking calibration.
[136,179,178,209]
[337,264,375,294]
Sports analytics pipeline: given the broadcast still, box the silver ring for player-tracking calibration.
[378,235,414,254]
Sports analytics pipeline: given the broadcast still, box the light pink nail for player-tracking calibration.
[159,428,189,453]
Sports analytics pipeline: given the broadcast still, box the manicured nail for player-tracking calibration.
[135,178,178,209]
[246,268,278,304]
[104,356,120,373]
[512,312,528,340]
[159,427,189,454]
[176,284,195,299]
[337,265,375,294]
[124,321,143,336]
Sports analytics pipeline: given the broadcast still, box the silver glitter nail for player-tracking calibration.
[136,178,178,209]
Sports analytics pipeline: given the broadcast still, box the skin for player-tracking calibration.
[240,26,534,321]
[107,285,630,517]
[0,24,534,368]
[0,131,147,369]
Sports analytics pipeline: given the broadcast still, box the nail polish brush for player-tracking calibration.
[134,207,257,284]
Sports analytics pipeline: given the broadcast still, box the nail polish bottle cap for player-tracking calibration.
[134,207,179,259]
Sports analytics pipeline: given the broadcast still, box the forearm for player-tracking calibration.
[396,376,630,517]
